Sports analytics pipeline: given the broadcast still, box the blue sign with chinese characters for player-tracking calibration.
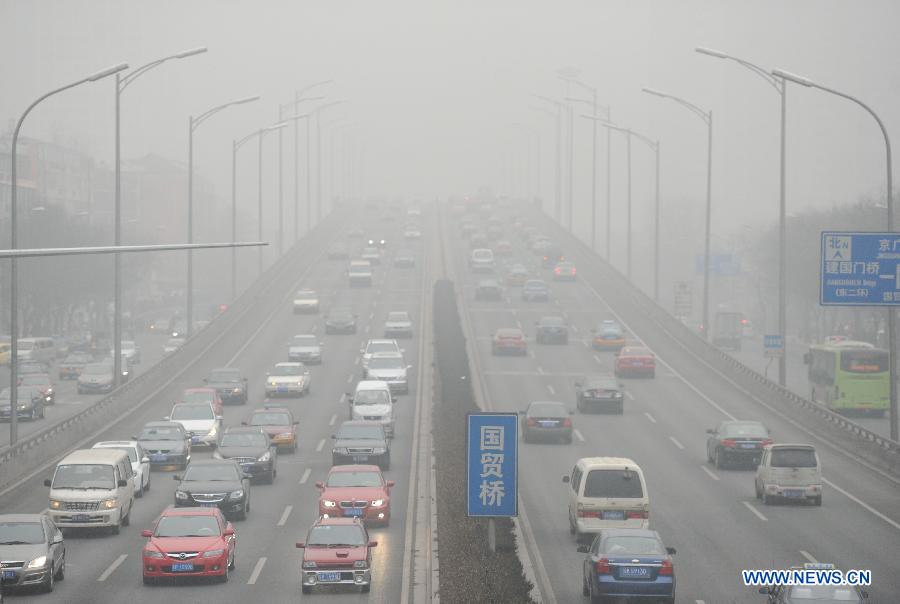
[821,232,900,306]
[467,413,518,517]
[763,334,784,358]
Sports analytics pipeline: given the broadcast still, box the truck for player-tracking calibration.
[712,311,743,351]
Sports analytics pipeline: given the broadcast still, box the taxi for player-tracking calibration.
[592,320,626,351]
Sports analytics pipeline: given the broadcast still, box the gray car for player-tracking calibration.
[0,514,65,593]
[214,427,277,484]
[363,352,411,395]
[288,334,323,364]
[331,421,391,470]
[383,311,413,339]
[77,362,114,394]
[133,421,192,470]
[520,401,573,444]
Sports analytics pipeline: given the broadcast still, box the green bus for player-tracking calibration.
[804,341,888,416]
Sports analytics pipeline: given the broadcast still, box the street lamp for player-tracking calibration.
[8,61,128,444]
[773,67,896,440]
[113,46,206,388]
[566,93,611,255]
[510,123,541,202]
[187,94,259,338]
[534,95,565,223]
[643,87,713,341]
[311,101,345,225]
[696,46,789,387]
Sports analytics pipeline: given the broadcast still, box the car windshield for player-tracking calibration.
[771,448,817,468]
[367,357,404,370]
[181,391,215,404]
[292,336,318,346]
[98,446,137,463]
[584,379,618,390]
[366,342,397,354]
[155,515,221,538]
[786,585,861,601]
[139,426,181,441]
[183,464,239,482]
[527,402,566,417]
[171,404,214,420]
[330,311,354,320]
[306,524,366,547]
[601,330,622,339]
[296,290,316,297]
[354,390,390,405]
[272,365,306,376]
[220,433,267,447]
[0,522,45,545]
[387,312,409,322]
[82,364,110,375]
[52,464,115,489]
[621,347,649,356]
[721,422,769,438]
[209,369,240,382]
[326,471,383,488]
[337,425,384,440]
[540,317,565,326]
[583,469,644,498]
[250,412,291,427]
[602,536,665,556]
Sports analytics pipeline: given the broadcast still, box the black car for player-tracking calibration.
[173,459,251,520]
[535,316,569,344]
[214,427,277,484]
[331,420,391,470]
[393,250,415,268]
[706,420,771,469]
[204,367,248,405]
[134,421,192,470]
[325,309,358,334]
[0,387,45,422]
[520,401,573,444]
[575,375,624,414]
[475,278,504,301]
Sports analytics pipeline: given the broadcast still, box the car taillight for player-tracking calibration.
[577,509,600,518]
[627,510,648,519]
[761,439,773,447]
[720,439,737,448]
[554,268,561,274]
[571,267,576,274]
[658,559,674,576]
[594,557,610,574]
[562,418,572,427]
[527,418,536,427]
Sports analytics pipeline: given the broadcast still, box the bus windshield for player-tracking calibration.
[840,350,888,374]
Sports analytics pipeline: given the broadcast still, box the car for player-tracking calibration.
[0,514,66,593]
[403,225,422,239]
[18,359,49,376]
[163,337,185,355]
[383,311,413,339]
[170,321,188,338]
[475,278,504,301]
[759,563,870,602]
[360,339,403,374]
[174,459,251,520]
[149,317,173,335]
[243,406,298,452]
[521,279,550,302]
[19,373,55,404]
[614,346,656,378]
[92,440,151,498]
[287,334,323,365]
[492,328,527,356]
[119,340,141,364]
[535,315,569,344]
[363,352,411,395]
[348,381,395,435]
[316,465,395,526]
[591,320,625,351]
[332,420,391,470]
[265,362,311,397]
[393,250,416,268]
[552,261,577,281]
[361,246,382,265]
[141,506,236,584]
[327,243,350,259]
[493,239,513,256]
[348,260,374,286]
[50,335,70,359]
[133,421,191,470]
[292,288,320,314]
[755,444,822,506]
[203,367,249,405]
[505,264,530,286]
[213,427,277,484]
[407,207,422,218]
[541,245,565,268]
[520,401,573,444]
[58,351,93,380]
[470,248,496,272]
[75,362,114,394]
[706,420,772,469]
[167,403,221,449]
[575,375,625,414]
[0,387,45,421]
[325,308,358,334]
[178,387,224,416]
[563,458,650,541]
[578,528,676,603]
[296,517,377,594]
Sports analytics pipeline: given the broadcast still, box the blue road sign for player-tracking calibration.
[821,232,900,306]
[467,413,518,517]
[764,334,784,358]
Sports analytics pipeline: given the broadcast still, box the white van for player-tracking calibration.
[44,448,135,534]
[755,444,822,506]
[562,457,649,541]
[470,248,495,272]
[347,380,394,437]
[17,337,56,363]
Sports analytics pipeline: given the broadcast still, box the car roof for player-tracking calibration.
[355,380,390,389]
[328,464,383,473]
[60,448,130,464]
[183,387,216,393]
[94,440,139,448]
[340,420,385,427]
[599,528,660,540]
[145,421,183,428]
[366,339,397,345]
[223,426,267,435]
[274,362,303,368]
[768,443,816,450]
[524,279,547,286]
[370,351,403,359]
[576,457,642,470]
[620,346,651,355]
[254,405,291,413]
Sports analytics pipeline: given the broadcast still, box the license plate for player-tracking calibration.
[601,510,625,520]
[631,361,642,366]
[241,464,253,472]
[191,436,201,443]
[277,386,289,392]
[353,455,369,463]
[784,489,804,498]
[538,421,558,427]
[72,514,91,522]
[317,571,341,582]
[150,454,167,462]
[2,570,17,579]
[200,503,218,508]
[619,566,650,578]
[345,508,364,517]
[740,443,757,449]
[171,563,194,572]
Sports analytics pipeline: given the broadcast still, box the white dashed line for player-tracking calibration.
[316,439,325,452]
[347,374,354,383]
[277,505,293,527]
[537,366,545,375]
[369,312,375,320]
[97,554,127,582]
[364,325,371,333]
[696,600,706,604]
[742,501,768,522]
[593,355,602,363]
[329,414,337,426]
[516,320,523,329]
[311,324,318,333]
[799,550,818,564]
[529,350,536,359]
[625,391,635,400]
[570,324,578,332]
[547,384,556,395]
[643,412,657,423]
[299,468,311,484]
[573,429,585,442]
[669,436,685,450]
[247,557,267,585]
[354,357,360,365]
[823,477,900,531]
[700,465,720,481]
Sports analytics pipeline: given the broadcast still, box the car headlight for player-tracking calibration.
[26,555,48,569]
[143,549,164,559]
[353,560,368,568]
[206,425,218,438]
[322,499,336,508]
[334,447,349,455]
[268,380,277,386]
[371,499,384,507]
[229,489,244,500]
[175,490,188,500]
[101,498,117,509]
[302,560,317,569]
[613,392,623,398]
[258,451,271,462]
[232,388,243,394]
[212,451,223,460]
[47,388,53,394]
[202,549,224,558]
[18,404,28,410]
[49,499,62,509]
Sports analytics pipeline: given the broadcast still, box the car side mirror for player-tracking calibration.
[141,529,152,538]
[803,352,811,365]
[131,435,138,440]
[407,365,413,370]
[295,541,306,548]
[574,381,582,387]
[224,526,235,536]
[758,587,770,595]
[44,478,52,487]
[141,457,150,464]
[315,481,324,489]
[331,434,337,439]
[576,545,590,553]
[241,421,248,426]
[386,480,395,487]
[202,378,208,383]
[51,534,64,544]
[368,541,378,547]
[666,547,676,555]
[173,475,182,481]
[562,475,570,483]
[117,479,127,487]
[242,473,252,480]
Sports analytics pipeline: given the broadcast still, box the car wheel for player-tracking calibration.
[762,491,773,505]
[582,573,590,596]
[714,448,723,469]
[813,495,822,507]
[136,481,144,498]
[55,554,65,580]
[589,579,604,604]
[42,561,55,592]
[302,585,312,594]
[110,521,120,535]
[145,475,151,492]
[265,469,275,485]
[122,505,131,527]
[576,398,583,413]
[381,455,391,471]
[217,563,229,583]
[564,435,573,444]
[142,575,155,585]
[568,511,576,535]
[229,548,236,570]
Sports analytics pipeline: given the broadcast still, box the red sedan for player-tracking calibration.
[615,346,656,378]
[297,517,377,594]
[179,387,223,416]
[141,506,236,584]
[492,328,528,356]
[316,465,395,526]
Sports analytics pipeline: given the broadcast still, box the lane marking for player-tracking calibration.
[742,501,768,522]
[643,412,657,423]
[573,429,585,442]
[669,436,685,450]
[593,354,602,363]
[528,350,536,359]
[247,557,267,585]
[364,325,371,334]
[316,438,325,452]
[329,414,337,426]
[700,465,720,481]
[697,601,706,604]
[625,391,635,400]
[354,356,360,365]
[516,320,523,329]
[537,366,545,375]
[97,554,127,582]
[823,477,900,531]
[799,550,818,564]
[546,384,556,395]
[299,468,311,484]
[277,505,293,527]
[369,312,375,320]
[570,324,578,332]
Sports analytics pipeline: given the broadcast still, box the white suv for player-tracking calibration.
[563,457,649,542]
[755,444,822,506]
[470,248,495,272]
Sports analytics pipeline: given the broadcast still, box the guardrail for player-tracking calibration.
[0,212,343,491]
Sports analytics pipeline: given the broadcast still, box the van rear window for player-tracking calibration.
[583,469,643,498]
[770,448,817,468]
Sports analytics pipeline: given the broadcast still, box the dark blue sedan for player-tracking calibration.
[578,528,676,603]
[521,279,550,302]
